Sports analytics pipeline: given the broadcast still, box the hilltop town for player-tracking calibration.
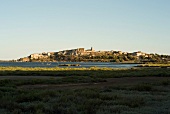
[18,47,170,63]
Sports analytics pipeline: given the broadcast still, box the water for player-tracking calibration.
[0,62,139,68]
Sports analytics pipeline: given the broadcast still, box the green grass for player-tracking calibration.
[0,76,106,87]
[0,67,170,113]
[130,83,153,91]
[0,67,170,77]
[0,80,169,114]
[0,66,114,71]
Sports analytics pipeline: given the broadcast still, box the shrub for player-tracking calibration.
[161,80,170,86]
[130,84,152,91]
[116,96,145,108]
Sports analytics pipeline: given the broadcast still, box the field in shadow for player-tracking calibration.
[0,67,170,114]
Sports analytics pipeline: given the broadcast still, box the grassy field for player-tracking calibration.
[0,67,170,77]
[0,67,170,114]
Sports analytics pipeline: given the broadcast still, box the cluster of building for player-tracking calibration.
[131,51,149,57]
[30,52,54,59]
[56,47,148,57]
[18,52,55,62]
[18,47,150,62]
[57,47,95,56]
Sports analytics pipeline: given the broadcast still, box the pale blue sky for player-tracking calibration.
[0,0,170,60]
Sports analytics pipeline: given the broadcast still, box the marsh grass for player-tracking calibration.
[0,67,170,78]
[160,80,170,86]
[0,80,170,114]
[130,83,153,91]
[0,67,170,113]
[0,76,106,87]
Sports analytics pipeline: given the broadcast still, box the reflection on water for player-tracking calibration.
[0,62,139,68]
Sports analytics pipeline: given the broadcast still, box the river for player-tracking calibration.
[0,62,139,68]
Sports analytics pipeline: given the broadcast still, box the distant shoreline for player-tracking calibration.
[0,61,142,64]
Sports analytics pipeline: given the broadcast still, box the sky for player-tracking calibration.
[0,0,170,60]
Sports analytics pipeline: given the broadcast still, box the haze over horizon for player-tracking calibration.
[0,0,170,60]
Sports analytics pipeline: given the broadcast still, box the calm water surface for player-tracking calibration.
[0,62,139,68]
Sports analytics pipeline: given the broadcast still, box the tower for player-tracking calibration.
[91,47,94,51]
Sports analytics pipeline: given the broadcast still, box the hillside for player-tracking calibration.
[18,47,170,63]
